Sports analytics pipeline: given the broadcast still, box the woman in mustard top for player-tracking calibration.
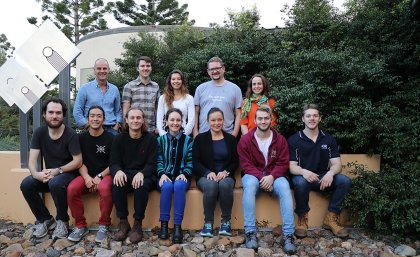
[240,74,277,135]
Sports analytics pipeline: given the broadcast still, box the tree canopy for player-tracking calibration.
[28,0,111,43]
[0,34,19,139]
[0,33,14,65]
[109,0,194,26]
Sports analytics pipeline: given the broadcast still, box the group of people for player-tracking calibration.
[20,56,352,255]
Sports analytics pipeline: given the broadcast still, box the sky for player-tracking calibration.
[0,0,345,49]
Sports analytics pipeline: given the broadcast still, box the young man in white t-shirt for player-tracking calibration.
[237,106,296,254]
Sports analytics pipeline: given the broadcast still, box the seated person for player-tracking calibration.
[193,107,239,237]
[67,106,114,242]
[110,107,157,243]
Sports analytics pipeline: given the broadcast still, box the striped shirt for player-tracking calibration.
[122,77,160,132]
[157,132,193,180]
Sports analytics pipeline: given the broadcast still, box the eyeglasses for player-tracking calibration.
[207,66,223,72]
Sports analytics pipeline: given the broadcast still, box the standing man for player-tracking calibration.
[193,57,242,138]
[122,56,160,134]
[73,58,122,135]
[67,106,114,243]
[20,98,82,239]
[237,106,296,254]
[288,104,352,238]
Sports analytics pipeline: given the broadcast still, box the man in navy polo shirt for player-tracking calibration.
[288,104,351,238]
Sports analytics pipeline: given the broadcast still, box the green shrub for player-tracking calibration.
[107,1,420,238]
[345,162,420,238]
[0,136,20,151]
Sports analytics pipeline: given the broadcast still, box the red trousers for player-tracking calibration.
[67,175,113,228]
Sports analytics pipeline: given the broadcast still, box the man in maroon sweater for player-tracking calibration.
[237,106,296,254]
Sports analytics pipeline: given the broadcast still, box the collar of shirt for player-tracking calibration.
[298,130,326,143]
[94,79,110,89]
[135,77,152,87]
[166,131,182,141]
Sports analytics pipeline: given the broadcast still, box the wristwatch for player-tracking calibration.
[97,173,103,179]
[57,167,64,175]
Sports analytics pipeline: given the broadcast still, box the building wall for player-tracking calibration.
[75,25,210,88]
[0,151,380,229]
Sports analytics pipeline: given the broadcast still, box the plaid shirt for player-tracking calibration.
[122,77,160,132]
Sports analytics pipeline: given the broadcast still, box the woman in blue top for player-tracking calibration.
[156,108,193,244]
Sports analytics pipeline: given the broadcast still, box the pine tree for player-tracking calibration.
[0,33,14,65]
[110,0,194,26]
[28,0,111,43]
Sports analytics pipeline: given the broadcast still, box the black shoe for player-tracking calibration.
[173,224,183,244]
[159,221,169,240]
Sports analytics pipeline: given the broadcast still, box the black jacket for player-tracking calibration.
[192,130,239,180]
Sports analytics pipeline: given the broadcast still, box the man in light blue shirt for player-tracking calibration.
[73,58,122,135]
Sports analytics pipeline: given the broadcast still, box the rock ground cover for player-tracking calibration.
[0,219,418,257]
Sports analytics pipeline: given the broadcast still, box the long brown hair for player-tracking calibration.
[123,107,148,133]
[244,74,270,98]
[163,69,189,108]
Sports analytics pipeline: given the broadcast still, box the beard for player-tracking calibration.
[211,73,222,80]
[257,124,270,132]
[46,119,63,129]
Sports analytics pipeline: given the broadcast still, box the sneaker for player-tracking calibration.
[33,217,56,238]
[200,223,214,237]
[281,234,297,254]
[95,225,109,243]
[219,221,232,236]
[52,220,68,240]
[245,231,258,249]
[67,227,88,242]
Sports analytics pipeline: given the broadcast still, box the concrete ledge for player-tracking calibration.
[0,152,380,229]
[44,189,332,230]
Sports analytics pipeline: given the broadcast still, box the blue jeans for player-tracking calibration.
[197,176,235,224]
[158,180,190,225]
[20,172,77,222]
[242,174,295,236]
[291,173,352,216]
[104,125,119,136]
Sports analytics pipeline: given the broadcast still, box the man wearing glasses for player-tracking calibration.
[193,57,242,138]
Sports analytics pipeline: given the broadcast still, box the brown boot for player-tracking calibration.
[114,219,130,241]
[323,211,349,238]
[295,212,308,238]
[129,220,143,243]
